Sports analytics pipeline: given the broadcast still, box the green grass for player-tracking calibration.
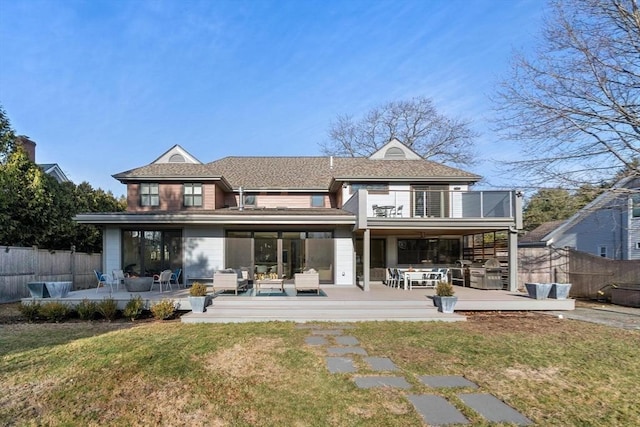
[1,312,639,426]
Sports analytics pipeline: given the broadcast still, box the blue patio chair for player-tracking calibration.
[170,268,182,288]
[94,270,113,293]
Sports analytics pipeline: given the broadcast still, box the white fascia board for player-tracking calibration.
[74,213,356,226]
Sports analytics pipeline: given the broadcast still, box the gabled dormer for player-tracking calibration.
[151,145,202,164]
[368,138,423,160]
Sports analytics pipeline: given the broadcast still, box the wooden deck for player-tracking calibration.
[21,282,575,323]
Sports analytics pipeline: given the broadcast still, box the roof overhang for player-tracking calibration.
[74,212,356,226]
[329,176,480,191]
[114,175,233,192]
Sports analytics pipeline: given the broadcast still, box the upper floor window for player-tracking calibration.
[351,183,388,194]
[598,245,608,258]
[243,194,256,206]
[184,183,202,207]
[311,195,325,207]
[140,183,159,207]
[632,194,640,218]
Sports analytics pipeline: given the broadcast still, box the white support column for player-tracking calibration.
[363,229,370,292]
[508,229,518,291]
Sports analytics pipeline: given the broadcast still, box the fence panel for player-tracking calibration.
[0,246,102,302]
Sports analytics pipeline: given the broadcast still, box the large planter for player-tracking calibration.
[525,282,552,300]
[27,282,49,298]
[124,277,153,292]
[189,296,208,313]
[45,281,72,298]
[549,283,572,300]
[434,296,458,313]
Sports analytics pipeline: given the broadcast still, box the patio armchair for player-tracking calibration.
[294,272,320,295]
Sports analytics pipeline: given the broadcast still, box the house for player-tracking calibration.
[74,139,523,291]
[16,136,70,183]
[519,176,640,260]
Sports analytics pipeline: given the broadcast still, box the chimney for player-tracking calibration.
[16,135,36,162]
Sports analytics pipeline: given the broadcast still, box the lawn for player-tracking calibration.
[1,307,639,426]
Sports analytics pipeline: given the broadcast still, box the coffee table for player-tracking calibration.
[255,279,284,294]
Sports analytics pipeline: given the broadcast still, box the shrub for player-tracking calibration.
[18,300,41,322]
[123,295,144,321]
[189,282,208,297]
[435,280,455,297]
[150,299,176,320]
[76,298,98,320]
[97,297,119,321]
[40,301,71,322]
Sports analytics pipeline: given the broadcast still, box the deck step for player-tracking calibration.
[181,299,466,323]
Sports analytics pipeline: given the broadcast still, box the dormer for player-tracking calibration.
[151,145,202,164]
[368,138,423,160]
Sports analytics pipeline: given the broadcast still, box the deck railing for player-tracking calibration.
[361,189,516,219]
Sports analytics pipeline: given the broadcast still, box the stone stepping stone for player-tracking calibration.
[305,336,328,346]
[354,376,411,389]
[458,393,533,425]
[407,394,469,426]
[326,357,356,373]
[419,375,478,389]
[335,335,359,346]
[311,329,343,336]
[364,357,398,371]
[327,346,368,356]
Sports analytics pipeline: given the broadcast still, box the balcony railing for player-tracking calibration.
[356,189,517,219]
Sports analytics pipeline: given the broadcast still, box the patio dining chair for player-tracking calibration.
[170,268,182,288]
[94,270,113,293]
[386,268,396,287]
[112,269,126,291]
[151,269,173,292]
[393,268,405,289]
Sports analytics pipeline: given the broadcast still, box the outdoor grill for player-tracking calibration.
[468,258,503,290]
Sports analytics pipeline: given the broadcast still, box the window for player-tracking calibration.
[636,242,640,250]
[311,195,325,207]
[598,246,608,258]
[632,194,640,218]
[183,183,202,207]
[243,194,256,206]
[140,183,159,206]
[351,183,388,194]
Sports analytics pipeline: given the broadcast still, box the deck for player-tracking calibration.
[21,282,575,323]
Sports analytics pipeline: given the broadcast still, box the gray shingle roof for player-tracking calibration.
[114,155,480,190]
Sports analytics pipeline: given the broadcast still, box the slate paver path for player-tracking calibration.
[354,376,411,389]
[407,394,470,426]
[364,357,398,371]
[327,346,368,356]
[419,375,478,389]
[335,335,360,346]
[304,336,328,346]
[326,357,357,374]
[458,393,533,425]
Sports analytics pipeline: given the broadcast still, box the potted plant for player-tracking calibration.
[189,282,209,313]
[433,280,457,313]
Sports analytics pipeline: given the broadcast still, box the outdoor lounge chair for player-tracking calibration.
[294,272,320,295]
[170,268,182,288]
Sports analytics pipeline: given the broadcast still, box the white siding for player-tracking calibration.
[334,228,354,286]
[183,227,224,279]
[104,227,121,275]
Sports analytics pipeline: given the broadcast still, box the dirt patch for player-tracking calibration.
[204,337,288,381]
[504,365,561,382]
[461,311,558,333]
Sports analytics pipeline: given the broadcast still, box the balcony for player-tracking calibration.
[343,189,522,229]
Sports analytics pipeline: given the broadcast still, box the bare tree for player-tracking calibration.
[321,96,477,166]
[493,0,640,188]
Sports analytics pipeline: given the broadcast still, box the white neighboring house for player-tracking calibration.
[520,176,640,260]
[16,136,70,183]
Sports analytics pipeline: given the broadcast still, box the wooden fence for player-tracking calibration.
[518,246,640,299]
[0,246,102,302]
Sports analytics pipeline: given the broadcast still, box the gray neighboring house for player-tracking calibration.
[519,176,640,260]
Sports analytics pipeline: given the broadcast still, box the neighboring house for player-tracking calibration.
[75,139,524,291]
[16,136,70,183]
[519,176,640,260]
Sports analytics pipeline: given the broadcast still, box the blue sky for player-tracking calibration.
[0,0,545,197]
